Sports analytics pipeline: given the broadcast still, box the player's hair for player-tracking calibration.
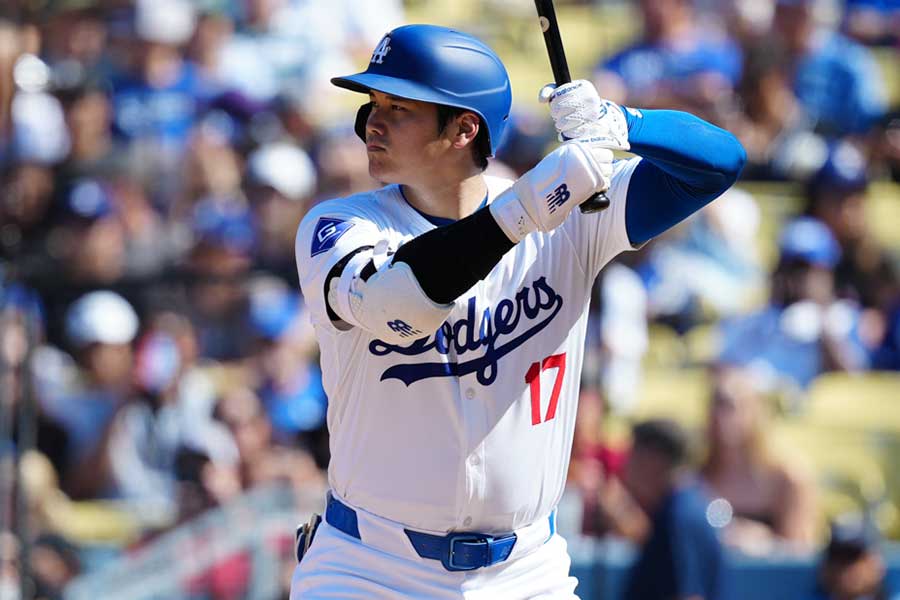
[436,105,491,171]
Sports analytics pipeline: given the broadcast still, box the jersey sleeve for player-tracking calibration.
[559,156,642,282]
[295,201,384,328]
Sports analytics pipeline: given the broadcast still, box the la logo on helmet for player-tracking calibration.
[371,36,391,64]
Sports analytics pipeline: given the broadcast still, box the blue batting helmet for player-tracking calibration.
[331,24,512,156]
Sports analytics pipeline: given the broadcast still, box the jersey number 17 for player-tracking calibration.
[525,352,566,426]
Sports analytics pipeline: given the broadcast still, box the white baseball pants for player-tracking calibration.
[290,519,579,599]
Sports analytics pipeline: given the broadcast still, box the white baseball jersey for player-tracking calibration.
[295,157,641,535]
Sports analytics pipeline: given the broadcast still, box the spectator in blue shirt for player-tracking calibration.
[45,291,140,498]
[803,142,898,312]
[842,0,900,46]
[718,217,871,392]
[110,0,213,182]
[623,419,730,600]
[732,39,828,181]
[594,0,742,124]
[185,197,256,361]
[773,0,887,136]
[246,280,328,445]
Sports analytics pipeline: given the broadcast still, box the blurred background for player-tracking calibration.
[0,0,898,598]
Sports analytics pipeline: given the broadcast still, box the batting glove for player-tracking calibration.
[539,80,630,150]
[490,137,614,242]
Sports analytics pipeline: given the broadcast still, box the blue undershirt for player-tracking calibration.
[620,107,747,246]
[401,189,489,227]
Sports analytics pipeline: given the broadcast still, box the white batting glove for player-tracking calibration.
[539,80,630,150]
[490,137,614,242]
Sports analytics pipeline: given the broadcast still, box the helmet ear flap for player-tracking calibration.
[355,102,372,144]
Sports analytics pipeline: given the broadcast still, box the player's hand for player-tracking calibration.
[539,80,630,150]
[490,137,615,241]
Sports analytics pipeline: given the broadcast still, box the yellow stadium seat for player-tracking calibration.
[644,324,687,369]
[873,48,900,105]
[804,372,900,433]
[633,367,710,429]
[683,323,721,366]
[769,421,896,534]
[867,183,900,254]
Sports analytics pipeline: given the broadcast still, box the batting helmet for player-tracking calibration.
[331,24,512,156]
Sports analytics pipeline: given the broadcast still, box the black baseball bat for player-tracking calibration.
[534,0,610,214]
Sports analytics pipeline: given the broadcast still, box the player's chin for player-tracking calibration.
[367,156,395,182]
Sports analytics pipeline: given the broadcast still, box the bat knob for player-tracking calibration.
[579,192,611,214]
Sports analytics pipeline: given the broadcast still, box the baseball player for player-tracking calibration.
[292,24,745,599]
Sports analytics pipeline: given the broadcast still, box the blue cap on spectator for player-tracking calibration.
[779,217,841,268]
[810,142,869,196]
[1,282,44,318]
[199,91,274,145]
[248,286,302,340]
[64,178,114,220]
[191,198,256,253]
[0,283,45,338]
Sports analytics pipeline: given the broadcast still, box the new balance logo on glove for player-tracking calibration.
[387,320,422,338]
[546,184,570,214]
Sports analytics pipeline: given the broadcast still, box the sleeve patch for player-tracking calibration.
[311,217,354,257]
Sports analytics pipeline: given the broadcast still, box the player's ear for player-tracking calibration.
[451,112,480,150]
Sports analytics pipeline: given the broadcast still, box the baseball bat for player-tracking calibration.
[534,0,611,214]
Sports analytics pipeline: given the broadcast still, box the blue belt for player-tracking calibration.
[324,493,555,572]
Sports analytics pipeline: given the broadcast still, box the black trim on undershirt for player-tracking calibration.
[392,206,515,305]
[360,260,377,281]
[323,245,374,322]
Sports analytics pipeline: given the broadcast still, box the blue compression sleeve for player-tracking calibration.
[621,108,746,245]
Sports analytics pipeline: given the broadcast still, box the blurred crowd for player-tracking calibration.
[0,0,898,598]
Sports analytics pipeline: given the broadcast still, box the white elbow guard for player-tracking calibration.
[339,258,453,344]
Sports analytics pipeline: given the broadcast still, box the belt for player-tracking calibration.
[324,492,556,572]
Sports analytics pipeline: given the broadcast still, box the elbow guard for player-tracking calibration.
[332,253,454,344]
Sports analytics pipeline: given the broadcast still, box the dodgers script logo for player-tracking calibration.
[371,36,391,64]
[369,277,564,386]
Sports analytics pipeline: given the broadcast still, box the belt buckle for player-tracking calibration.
[444,533,492,572]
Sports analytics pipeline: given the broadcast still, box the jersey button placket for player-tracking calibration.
[463,451,483,531]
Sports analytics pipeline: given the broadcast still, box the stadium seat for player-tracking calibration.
[683,323,720,366]
[873,48,900,105]
[632,367,710,429]
[804,372,900,433]
[868,183,900,253]
[644,324,687,369]
[770,421,896,535]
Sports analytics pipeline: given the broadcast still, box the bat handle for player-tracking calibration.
[580,191,610,214]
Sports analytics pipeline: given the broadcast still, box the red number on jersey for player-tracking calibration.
[525,352,567,426]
